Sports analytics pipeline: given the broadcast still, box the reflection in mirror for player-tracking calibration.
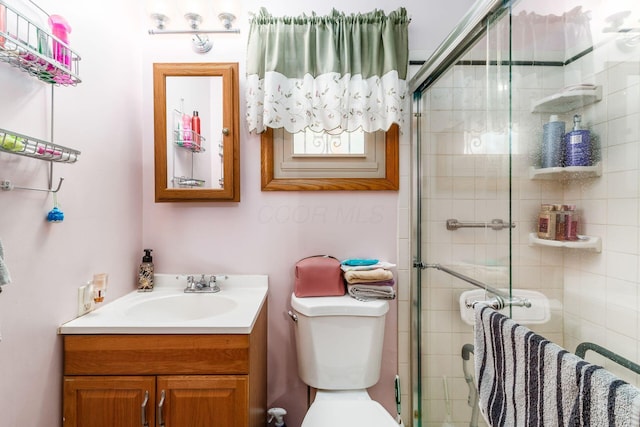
[166,76,223,189]
[153,63,239,202]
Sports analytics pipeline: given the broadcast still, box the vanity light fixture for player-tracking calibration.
[148,12,240,54]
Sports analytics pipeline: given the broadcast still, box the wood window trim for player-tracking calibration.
[260,124,399,191]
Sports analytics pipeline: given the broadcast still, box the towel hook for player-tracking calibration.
[1,177,65,193]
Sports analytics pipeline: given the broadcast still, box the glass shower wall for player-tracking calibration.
[414,5,516,426]
[411,0,640,426]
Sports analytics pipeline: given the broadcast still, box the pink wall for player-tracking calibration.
[0,1,144,426]
[0,0,474,425]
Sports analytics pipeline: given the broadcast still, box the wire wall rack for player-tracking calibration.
[0,127,80,163]
[0,0,81,86]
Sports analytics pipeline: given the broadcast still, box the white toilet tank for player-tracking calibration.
[290,294,389,390]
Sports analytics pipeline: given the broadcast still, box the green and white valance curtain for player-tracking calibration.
[246,7,410,134]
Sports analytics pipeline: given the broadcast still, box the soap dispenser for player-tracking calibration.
[137,249,154,292]
[564,114,592,166]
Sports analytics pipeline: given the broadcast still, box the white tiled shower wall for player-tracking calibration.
[398,23,640,427]
[560,45,640,381]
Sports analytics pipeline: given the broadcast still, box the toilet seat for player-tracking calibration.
[302,390,399,427]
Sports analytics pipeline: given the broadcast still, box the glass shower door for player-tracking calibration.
[411,4,514,426]
[412,0,640,425]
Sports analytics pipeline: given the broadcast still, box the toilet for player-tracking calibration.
[290,293,400,427]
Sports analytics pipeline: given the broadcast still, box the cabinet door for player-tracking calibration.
[157,375,248,427]
[63,376,155,427]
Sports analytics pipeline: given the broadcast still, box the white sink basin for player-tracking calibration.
[59,274,268,334]
[459,288,550,325]
[123,294,238,322]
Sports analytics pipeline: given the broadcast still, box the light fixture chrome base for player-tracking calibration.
[192,34,213,54]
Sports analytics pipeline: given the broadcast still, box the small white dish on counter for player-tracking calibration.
[58,274,268,334]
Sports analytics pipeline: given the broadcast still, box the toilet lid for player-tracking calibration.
[302,400,399,427]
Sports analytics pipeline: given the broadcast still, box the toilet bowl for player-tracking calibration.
[290,294,399,427]
[302,390,400,427]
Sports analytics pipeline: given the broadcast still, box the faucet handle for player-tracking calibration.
[185,275,196,291]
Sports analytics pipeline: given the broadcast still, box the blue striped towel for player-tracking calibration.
[474,305,640,426]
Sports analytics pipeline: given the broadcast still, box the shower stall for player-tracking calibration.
[409,0,640,426]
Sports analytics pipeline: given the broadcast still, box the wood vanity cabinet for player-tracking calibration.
[62,304,266,427]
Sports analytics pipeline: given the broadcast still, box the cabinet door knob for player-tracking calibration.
[157,389,166,426]
[140,390,149,427]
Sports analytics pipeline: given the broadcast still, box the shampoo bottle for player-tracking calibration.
[192,111,201,150]
[564,114,591,166]
[541,115,565,168]
[137,249,154,292]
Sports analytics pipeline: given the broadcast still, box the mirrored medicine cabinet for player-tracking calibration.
[153,63,240,202]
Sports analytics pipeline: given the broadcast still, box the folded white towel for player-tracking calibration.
[0,239,11,287]
[347,284,395,301]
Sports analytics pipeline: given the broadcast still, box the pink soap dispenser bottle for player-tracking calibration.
[48,15,72,68]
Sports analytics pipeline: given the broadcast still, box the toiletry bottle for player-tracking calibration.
[175,115,184,146]
[554,204,566,241]
[537,204,556,240]
[182,112,192,145]
[564,114,591,166]
[541,115,565,168]
[565,204,579,241]
[267,408,287,427]
[48,15,71,68]
[0,3,6,48]
[192,111,201,150]
[138,249,154,292]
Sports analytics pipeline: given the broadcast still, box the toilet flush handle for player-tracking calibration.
[287,310,298,323]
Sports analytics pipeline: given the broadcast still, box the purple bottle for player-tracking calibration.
[564,114,591,167]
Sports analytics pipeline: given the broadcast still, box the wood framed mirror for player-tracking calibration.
[153,63,240,202]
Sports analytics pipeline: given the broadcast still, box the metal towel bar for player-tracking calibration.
[414,261,531,309]
[576,342,640,375]
[465,296,531,310]
[446,218,516,231]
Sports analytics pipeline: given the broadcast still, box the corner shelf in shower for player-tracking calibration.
[0,0,82,86]
[531,85,602,114]
[528,233,602,252]
[529,162,602,180]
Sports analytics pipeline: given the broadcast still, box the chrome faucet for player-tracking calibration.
[184,274,226,293]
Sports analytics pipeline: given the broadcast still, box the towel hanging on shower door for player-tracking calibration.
[474,305,640,427]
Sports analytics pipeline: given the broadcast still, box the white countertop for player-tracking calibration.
[58,274,268,335]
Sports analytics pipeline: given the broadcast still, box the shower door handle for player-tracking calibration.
[446,218,515,231]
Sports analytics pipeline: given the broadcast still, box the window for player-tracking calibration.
[261,124,399,191]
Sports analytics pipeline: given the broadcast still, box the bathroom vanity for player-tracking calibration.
[59,275,268,427]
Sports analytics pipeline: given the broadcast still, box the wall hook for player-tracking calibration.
[1,177,65,193]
